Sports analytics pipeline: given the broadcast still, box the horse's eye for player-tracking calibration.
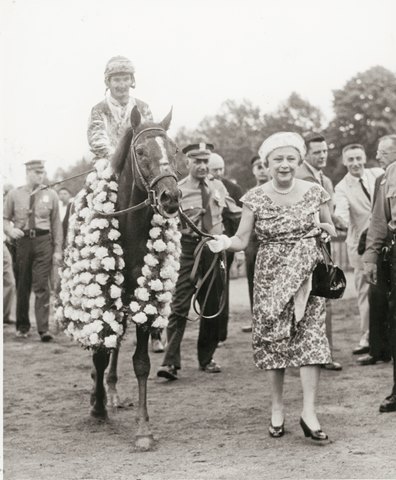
[136,147,144,156]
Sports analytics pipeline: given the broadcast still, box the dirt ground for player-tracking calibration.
[3,276,396,480]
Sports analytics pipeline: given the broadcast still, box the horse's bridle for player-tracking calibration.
[96,127,179,217]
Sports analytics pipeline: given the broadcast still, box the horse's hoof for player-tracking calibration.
[135,434,155,451]
[108,393,121,409]
[90,407,108,420]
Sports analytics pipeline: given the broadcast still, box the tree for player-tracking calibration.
[263,92,324,136]
[175,95,325,190]
[325,66,396,184]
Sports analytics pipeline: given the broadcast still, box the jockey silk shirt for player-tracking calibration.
[87,91,153,159]
[178,175,241,237]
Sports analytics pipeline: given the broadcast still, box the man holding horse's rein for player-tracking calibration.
[157,143,241,380]
[87,55,153,161]
[3,160,63,341]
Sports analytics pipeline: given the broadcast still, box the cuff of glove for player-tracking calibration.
[219,234,232,250]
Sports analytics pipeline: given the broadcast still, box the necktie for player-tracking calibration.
[28,187,38,230]
[319,171,324,187]
[199,179,213,233]
[359,178,371,202]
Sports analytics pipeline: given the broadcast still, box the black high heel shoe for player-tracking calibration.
[269,421,285,438]
[300,417,329,444]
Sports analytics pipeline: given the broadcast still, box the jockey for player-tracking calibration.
[87,55,153,161]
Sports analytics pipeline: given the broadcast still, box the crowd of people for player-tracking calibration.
[3,55,396,444]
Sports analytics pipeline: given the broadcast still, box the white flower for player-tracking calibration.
[94,246,109,259]
[55,306,63,321]
[108,229,121,241]
[94,191,107,204]
[75,235,84,246]
[143,254,159,267]
[80,272,94,284]
[151,316,168,329]
[79,207,91,219]
[95,158,108,173]
[113,244,123,257]
[86,283,102,298]
[118,258,125,269]
[160,265,175,279]
[109,181,118,191]
[91,308,102,319]
[137,276,146,287]
[163,279,175,291]
[104,335,118,349]
[95,296,106,308]
[132,312,148,324]
[149,279,163,291]
[142,265,152,278]
[80,246,91,259]
[109,192,118,203]
[115,272,124,285]
[115,298,123,310]
[152,240,167,252]
[111,219,119,228]
[102,257,116,271]
[149,227,162,239]
[159,304,171,317]
[103,311,116,323]
[144,304,157,315]
[91,319,104,333]
[110,285,122,299]
[90,258,101,271]
[152,214,165,226]
[129,301,140,313]
[157,291,172,303]
[102,202,115,214]
[89,333,100,345]
[86,172,97,184]
[96,273,109,285]
[135,288,150,301]
[101,166,113,180]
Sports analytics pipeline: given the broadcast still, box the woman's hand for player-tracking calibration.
[317,222,337,238]
[207,234,232,253]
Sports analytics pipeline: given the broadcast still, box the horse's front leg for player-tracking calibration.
[106,348,121,408]
[133,326,154,451]
[90,348,110,419]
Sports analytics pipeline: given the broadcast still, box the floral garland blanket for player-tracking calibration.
[56,158,181,350]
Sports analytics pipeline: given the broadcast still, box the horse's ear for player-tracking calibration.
[160,107,173,131]
[130,106,141,130]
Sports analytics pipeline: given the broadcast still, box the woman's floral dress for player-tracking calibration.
[241,183,332,369]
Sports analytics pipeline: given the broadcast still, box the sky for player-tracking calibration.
[1,0,395,186]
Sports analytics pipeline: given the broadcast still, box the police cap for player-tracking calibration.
[182,142,214,160]
[24,160,46,172]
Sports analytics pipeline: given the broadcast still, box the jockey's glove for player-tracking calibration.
[207,234,232,253]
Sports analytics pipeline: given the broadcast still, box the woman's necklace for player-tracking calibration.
[271,179,295,195]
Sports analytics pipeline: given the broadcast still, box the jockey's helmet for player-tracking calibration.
[104,56,135,83]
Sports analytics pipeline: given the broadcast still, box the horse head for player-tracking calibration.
[112,106,180,218]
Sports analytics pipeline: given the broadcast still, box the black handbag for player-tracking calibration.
[310,243,347,299]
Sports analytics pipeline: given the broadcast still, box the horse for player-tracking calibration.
[90,106,180,451]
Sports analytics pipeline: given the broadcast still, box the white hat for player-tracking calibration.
[258,132,306,161]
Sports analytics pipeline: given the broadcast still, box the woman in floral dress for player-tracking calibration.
[208,132,336,443]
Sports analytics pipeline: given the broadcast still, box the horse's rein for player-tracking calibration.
[178,207,228,321]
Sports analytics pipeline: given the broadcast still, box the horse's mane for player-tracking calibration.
[111,121,167,174]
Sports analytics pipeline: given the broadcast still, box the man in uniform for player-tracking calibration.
[296,133,342,371]
[208,152,243,345]
[87,55,153,161]
[242,155,269,333]
[3,160,63,341]
[363,155,396,412]
[157,143,241,380]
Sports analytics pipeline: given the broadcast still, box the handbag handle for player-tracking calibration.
[318,241,334,270]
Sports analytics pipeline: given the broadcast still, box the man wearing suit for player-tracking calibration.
[334,144,383,354]
[208,153,243,344]
[296,133,342,371]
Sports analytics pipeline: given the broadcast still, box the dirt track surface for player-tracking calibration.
[4,277,396,480]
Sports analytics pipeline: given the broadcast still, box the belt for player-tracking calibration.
[23,229,50,238]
